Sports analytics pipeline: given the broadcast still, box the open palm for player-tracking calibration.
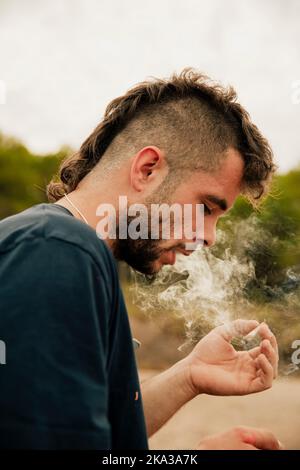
[186,320,278,396]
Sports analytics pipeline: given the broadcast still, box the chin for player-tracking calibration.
[150,259,165,273]
[131,260,162,276]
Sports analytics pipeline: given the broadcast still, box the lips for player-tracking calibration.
[162,250,176,265]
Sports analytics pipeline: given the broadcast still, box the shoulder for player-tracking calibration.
[0,203,117,279]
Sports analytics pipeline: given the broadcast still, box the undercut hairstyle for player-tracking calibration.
[47,68,276,205]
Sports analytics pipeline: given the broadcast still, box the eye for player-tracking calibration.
[203,203,212,215]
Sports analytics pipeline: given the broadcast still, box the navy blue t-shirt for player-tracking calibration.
[0,203,148,449]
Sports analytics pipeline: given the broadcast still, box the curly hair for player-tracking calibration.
[47,68,276,205]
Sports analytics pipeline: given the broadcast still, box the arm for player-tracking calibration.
[2,238,111,449]
[141,359,196,437]
[141,319,279,437]
[142,365,283,450]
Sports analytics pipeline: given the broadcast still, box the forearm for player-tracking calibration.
[141,358,197,437]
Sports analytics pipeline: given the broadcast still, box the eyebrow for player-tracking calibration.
[206,195,228,211]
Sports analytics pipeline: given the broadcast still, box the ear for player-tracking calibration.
[130,146,166,192]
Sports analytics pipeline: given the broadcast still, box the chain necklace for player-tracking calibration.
[64,193,89,226]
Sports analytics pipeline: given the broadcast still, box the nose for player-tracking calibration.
[185,216,217,250]
[204,221,217,248]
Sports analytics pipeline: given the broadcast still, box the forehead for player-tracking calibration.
[177,148,244,207]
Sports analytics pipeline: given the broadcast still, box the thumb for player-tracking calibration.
[244,428,283,450]
[216,319,259,342]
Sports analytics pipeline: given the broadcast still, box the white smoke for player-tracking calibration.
[131,230,256,350]
[130,217,300,371]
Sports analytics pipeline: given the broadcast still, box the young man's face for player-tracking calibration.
[113,148,244,275]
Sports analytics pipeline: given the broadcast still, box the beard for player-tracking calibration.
[111,235,163,275]
[110,212,167,275]
[108,205,183,275]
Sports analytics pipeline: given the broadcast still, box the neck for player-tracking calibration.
[55,183,123,249]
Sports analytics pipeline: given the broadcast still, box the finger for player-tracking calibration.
[278,441,285,450]
[268,331,279,354]
[256,323,279,371]
[261,339,278,378]
[243,444,258,450]
[256,323,278,353]
[256,353,274,388]
[217,319,259,342]
[245,428,282,450]
[250,375,267,393]
[248,346,261,359]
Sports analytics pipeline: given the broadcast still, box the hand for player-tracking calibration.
[197,426,284,450]
[185,319,279,396]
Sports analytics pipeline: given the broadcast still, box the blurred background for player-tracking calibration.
[0,0,300,449]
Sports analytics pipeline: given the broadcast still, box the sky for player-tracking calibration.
[0,0,299,172]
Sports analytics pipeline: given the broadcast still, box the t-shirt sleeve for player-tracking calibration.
[0,237,112,449]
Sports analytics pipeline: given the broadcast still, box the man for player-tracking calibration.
[0,69,281,450]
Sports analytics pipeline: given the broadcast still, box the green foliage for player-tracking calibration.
[0,133,68,218]
[216,170,300,290]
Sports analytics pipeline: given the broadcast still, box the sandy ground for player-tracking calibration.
[140,370,300,450]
